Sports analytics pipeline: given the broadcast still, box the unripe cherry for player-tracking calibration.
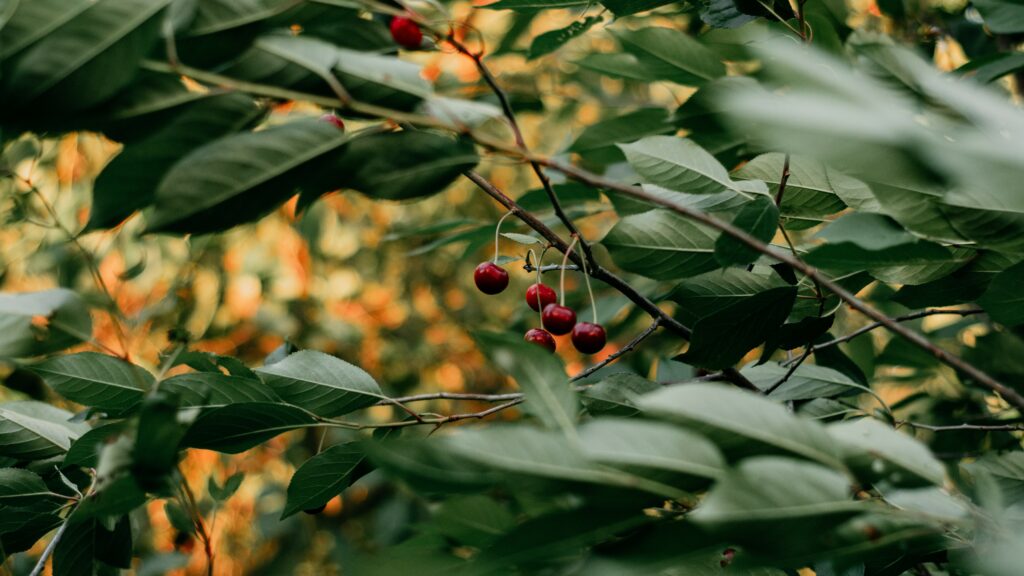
[474,262,509,295]
[525,283,557,312]
[542,303,576,335]
[571,322,606,354]
[524,328,556,353]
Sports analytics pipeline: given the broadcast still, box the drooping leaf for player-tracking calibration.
[620,136,739,195]
[282,442,364,518]
[579,418,724,490]
[146,118,352,234]
[0,289,92,359]
[690,456,865,551]
[528,16,602,60]
[2,0,173,112]
[610,27,725,86]
[676,286,796,370]
[742,362,866,402]
[978,260,1024,327]
[475,332,574,436]
[828,418,947,488]
[181,402,317,454]
[30,352,151,414]
[602,209,720,280]
[0,401,89,461]
[254,350,383,418]
[88,92,264,230]
[637,383,842,467]
[715,195,779,266]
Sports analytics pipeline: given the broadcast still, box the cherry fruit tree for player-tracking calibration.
[2,0,1024,574]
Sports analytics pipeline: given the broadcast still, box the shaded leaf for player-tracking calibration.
[602,209,720,280]
[282,443,363,518]
[0,401,89,460]
[0,289,92,359]
[30,352,151,414]
[255,350,383,418]
[715,195,779,266]
[181,403,317,454]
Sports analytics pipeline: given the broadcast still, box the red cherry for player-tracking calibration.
[525,283,557,312]
[542,303,576,335]
[389,16,423,50]
[571,322,606,354]
[303,504,327,515]
[320,113,345,131]
[524,328,556,353]
[474,262,509,295]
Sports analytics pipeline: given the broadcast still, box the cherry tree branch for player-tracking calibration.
[897,420,1024,433]
[802,308,986,357]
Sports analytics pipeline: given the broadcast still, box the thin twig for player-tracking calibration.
[801,308,986,357]
[178,472,214,576]
[570,319,661,382]
[446,34,597,269]
[775,154,792,206]
[897,420,1024,432]
[384,391,523,404]
[764,344,813,395]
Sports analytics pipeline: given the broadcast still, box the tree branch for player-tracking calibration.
[897,420,1024,432]
[798,308,986,359]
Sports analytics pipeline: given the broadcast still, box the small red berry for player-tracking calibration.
[542,303,576,335]
[571,322,606,354]
[320,113,345,131]
[303,504,327,515]
[389,16,423,50]
[524,328,556,353]
[720,548,735,568]
[474,262,509,295]
[525,283,557,312]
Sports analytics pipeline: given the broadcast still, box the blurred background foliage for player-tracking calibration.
[0,0,1017,572]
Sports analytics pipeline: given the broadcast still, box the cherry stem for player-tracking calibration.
[536,246,550,323]
[577,240,597,324]
[560,236,579,306]
[493,210,513,263]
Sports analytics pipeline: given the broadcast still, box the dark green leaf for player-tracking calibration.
[282,442,363,518]
[668,267,788,325]
[601,0,677,15]
[424,495,516,548]
[159,372,279,407]
[208,472,245,502]
[580,373,660,416]
[805,213,953,271]
[611,27,725,86]
[637,383,842,467]
[973,0,1024,33]
[63,421,127,468]
[568,109,673,155]
[181,402,317,453]
[254,350,382,418]
[30,352,151,414]
[0,289,92,359]
[743,362,866,402]
[528,16,601,60]
[715,195,779,266]
[0,401,89,460]
[53,519,96,576]
[978,260,1024,326]
[677,286,796,369]
[602,209,721,280]
[0,468,60,506]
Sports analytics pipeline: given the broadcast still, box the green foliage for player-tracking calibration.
[2,0,1024,572]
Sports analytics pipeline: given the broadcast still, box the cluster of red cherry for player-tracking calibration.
[473,216,607,355]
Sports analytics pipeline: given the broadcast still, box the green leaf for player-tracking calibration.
[254,350,382,418]
[0,289,92,359]
[327,131,479,202]
[528,16,602,60]
[132,391,187,492]
[93,515,132,568]
[637,383,842,467]
[610,27,725,86]
[619,136,739,195]
[88,92,264,230]
[30,352,151,414]
[3,0,172,112]
[364,438,500,494]
[282,442,363,518]
[734,153,872,229]
[146,118,351,234]
[602,209,720,280]
[743,362,866,402]
[0,0,94,61]
[181,402,317,454]
[569,109,673,155]
[957,52,1024,84]
[715,195,779,266]
[690,457,864,547]
[805,213,953,271]
[700,0,756,28]
[893,251,1017,308]
[668,266,788,325]
[159,372,279,407]
[966,452,1024,506]
[579,418,724,489]
[424,495,516,548]
[63,421,127,468]
[446,426,687,498]
[580,373,660,416]
[0,468,60,506]
[475,332,575,436]
[677,286,796,370]
[208,472,245,502]
[979,260,1024,327]
[164,501,195,535]
[973,0,1024,33]
[53,518,96,576]
[481,0,589,10]
[0,401,89,460]
[829,418,946,487]
[601,0,678,15]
